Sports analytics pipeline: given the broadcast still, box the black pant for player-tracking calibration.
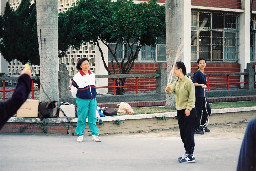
[195,97,209,128]
[177,108,196,154]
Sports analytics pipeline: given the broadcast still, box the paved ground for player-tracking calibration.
[0,134,242,171]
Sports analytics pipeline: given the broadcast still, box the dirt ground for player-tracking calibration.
[124,111,256,139]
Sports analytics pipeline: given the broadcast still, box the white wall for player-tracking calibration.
[183,0,192,74]
[95,41,108,94]
[239,0,250,72]
[239,0,251,87]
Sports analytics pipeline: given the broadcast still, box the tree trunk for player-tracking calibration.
[36,0,59,102]
[116,78,126,95]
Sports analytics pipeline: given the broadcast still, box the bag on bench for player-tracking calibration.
[38,101,58,120]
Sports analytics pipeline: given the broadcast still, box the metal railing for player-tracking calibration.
[95,74,160,95]
[0,74,160,100]
[1,70,255,100]
[0,76,40,100]
[189,72,249,91]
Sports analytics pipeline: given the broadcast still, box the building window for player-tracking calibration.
[225,14,238,29]
[191,12,198,28]
[108,43,165,62]
[191,30,197,61]
[212,31,223,61]
[251,34,255,61]
[199,12,211,29]
[141,45,156,61]
[199,31,211,61]
[212,13,224,29]
[108,43,123,61]
[124,44,138,60]
[224,32,237,61]
[192,11,239,62]
[250,15,256,62]
[156,44,166,61]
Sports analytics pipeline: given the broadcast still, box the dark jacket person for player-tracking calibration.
[237,119,256,171]
[0,67,31,129]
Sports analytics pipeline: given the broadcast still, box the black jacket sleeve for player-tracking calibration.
[0,74,31,129]
[237,119,256,171]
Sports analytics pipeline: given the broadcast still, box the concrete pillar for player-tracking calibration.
[239,0,250,76]
[37,0,59,102]
[59,64,72,99]
[244,63,255,90]
[0,0,8,75]
[156,62,167,94]
[95,41,108,94]
[165,0,191,108]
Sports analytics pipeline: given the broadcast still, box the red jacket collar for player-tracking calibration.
[79,70,92,76]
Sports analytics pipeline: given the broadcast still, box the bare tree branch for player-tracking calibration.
[101,40,121,73]
[96,40,111,75]
[126,45,142,73]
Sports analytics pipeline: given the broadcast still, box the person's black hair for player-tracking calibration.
[175,61,187,75]
[197,58,206,69]
[197,58,206,64]
[76,58,90,70]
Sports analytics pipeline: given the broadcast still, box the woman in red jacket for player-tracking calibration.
[71,58,101,142]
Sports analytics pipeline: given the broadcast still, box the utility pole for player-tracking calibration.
[165,0,191,108]
[36,0,59,102]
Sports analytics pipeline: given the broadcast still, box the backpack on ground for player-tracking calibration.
[102,108,117,116]
[38,101,58,120]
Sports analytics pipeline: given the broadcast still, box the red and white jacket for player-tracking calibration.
[70,70,97,99]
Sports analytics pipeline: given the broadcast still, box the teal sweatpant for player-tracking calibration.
[75,97,99,136]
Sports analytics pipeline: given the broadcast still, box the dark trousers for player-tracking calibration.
[177,108,196,154]
[237,119,256,171]
[195,97,209,128]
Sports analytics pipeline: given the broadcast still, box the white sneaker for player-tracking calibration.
[77,135,84,142]
[92,135,101,142]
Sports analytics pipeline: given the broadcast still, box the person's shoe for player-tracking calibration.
[178,153,188,161]
[92,135,101,142]
[179,154,196,163]
[204,126,210,132]
[195,127,204,134]
[77,135,84,142]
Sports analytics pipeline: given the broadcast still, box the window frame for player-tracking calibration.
[191,11,239,62]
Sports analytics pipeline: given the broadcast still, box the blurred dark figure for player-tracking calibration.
[237,118,256,171]
[0,66,31,129]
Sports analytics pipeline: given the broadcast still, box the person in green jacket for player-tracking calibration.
[165,61,196,163]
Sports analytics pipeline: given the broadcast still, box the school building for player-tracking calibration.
[0,0,255,93]
[109,0,256,92]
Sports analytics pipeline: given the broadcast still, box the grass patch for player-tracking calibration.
[117,106,175,116]
[115,100,256,115]
[210,100,256,109]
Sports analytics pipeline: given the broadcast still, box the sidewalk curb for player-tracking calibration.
[1,106,255,134]
[6,106,256,123]
[212,106,256,114]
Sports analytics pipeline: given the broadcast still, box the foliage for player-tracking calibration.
[58,0,165,94]
[117,106,174,115]
[0,0,39,65]
[58,10,83,58]
[115,119,122,125]
[98,119,104,125]
[19,125,28,133]
[210,100,256,109]
[39,120,48,134]
[156,116,168,120]
[116,101,256,115]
